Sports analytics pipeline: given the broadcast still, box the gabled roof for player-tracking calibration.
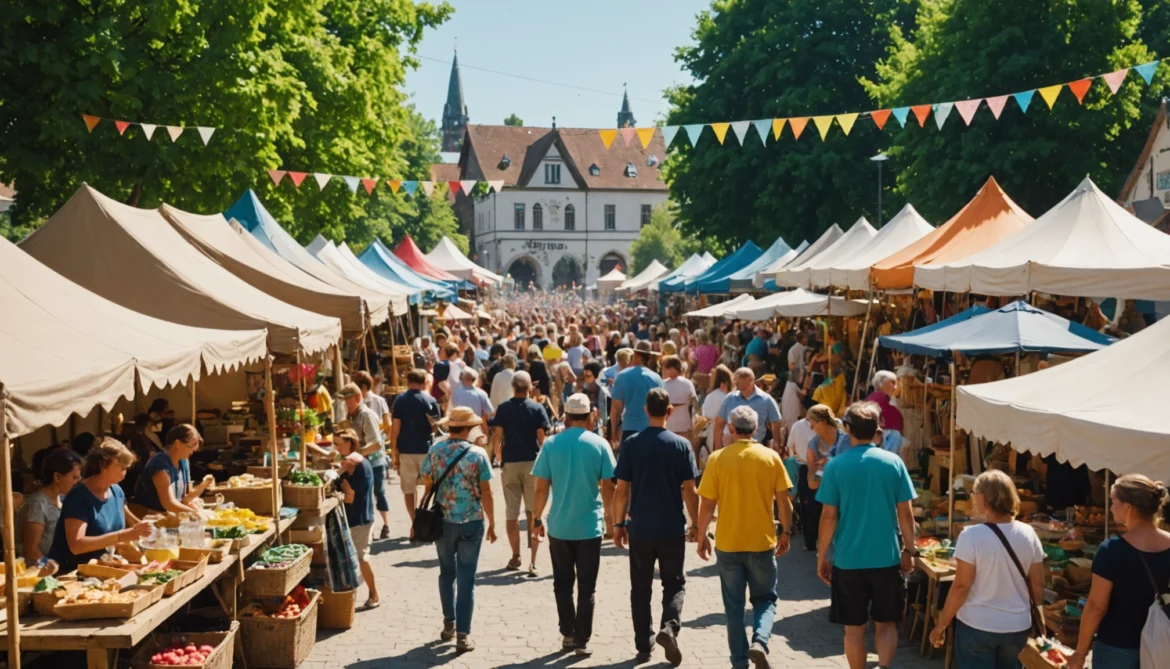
[1119,99,1168,204]
[430,163,461,184]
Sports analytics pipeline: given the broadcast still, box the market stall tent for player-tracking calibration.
[819,205,934,290]
[426,236,504,285]
[597,268,627,290]
[719,236,794,293]
[307,236,418,301]
[21,185,341,355]
[394,234,462,283]
[687,241,764,294]
[957,314,1170,482]
[776,218,876,289]
[730,288,869,321]
[338,242,422,301]
[914,177,1170,299]
[655,253,717,292]
[756,225,843,288]
[745,241,808,292]
[871,177,1033,290]
[360,239,453,300]
[439,304,475,321]
[619,260,671,292]
[685,294,756,318]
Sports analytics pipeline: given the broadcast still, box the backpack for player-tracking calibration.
[1136,551,1170,669]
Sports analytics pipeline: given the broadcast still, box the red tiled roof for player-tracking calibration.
[0,183,14,199]
[429,163,461,183]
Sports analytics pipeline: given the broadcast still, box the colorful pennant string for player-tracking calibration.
[267,170,506,197]
[80,115,217,145]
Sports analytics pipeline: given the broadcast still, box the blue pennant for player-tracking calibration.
[661,125,680,149]
[1134,60,1159,85]
[402,181,418,195]
[1013,90,1035,113]
[752,119,772,144]
[683,124,705,145]
[891,107,910,127]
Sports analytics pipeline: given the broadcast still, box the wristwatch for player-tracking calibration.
[902,547,919,557]
[614,521,627,529]
[533,518,543,528]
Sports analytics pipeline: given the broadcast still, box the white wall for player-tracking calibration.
[1125,119,1170,204]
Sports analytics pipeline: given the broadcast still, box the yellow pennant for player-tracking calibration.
[1038,84,1062,109]
[813,116,835,140]
[710,122,730,144]
[636,127,656,149]
[772,118,787,140]
[388,180,402,194]
[836,113,859,136]
[599,129,617,149]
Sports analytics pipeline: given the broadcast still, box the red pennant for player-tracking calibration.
[911,105,931,127]
[114,120,131,135]
[448,181,462,196]
[287,171,308,187]
[82,115,101,132]
[268,170,287,186]
[1068,78,1093,104]
[361,178,378,195]
[870,109,891,130]
[620,127,637,146]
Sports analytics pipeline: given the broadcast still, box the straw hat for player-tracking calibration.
[437,406,482,428]
[633,340,660,356]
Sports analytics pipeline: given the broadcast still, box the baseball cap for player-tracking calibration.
[564,393,592,416]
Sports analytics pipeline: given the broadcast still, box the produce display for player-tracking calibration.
[288,470,322,486]
[60,579,141,604]
[149,643,218,666]
[138,564,184,586]
[254,544,309,569]
[98,553,134,568]
[246,585,311,618]
[33,576,60,593]
[209,526,248,540]
[208,507,270,532]
[216,474,271,489]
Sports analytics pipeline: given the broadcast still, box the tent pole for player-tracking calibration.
[0,390,21,669]
[295,350,306,471]
[389,317,401,395]
[865,338,880,403]
[191,377,197,424]
[851,287,875,402]
[948,361,957,540]
[264,358,281,543]
[1015,350,1021,377]
[359,325,369,373]
[333,344,344,394]
[1104,470,1110,538]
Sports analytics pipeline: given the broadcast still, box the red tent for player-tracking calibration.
[394,234,461,282]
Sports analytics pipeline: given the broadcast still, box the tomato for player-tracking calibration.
[198,645,214,654]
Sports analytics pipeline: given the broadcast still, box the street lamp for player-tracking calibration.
[870,153,888,228]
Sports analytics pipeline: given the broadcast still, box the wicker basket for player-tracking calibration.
[245,551,311,598]
[240,590,320,668]
[281,482,326,510]
[130,621,239,669]
[317,588,355,630]
[1019,642,1068,669]
[179,541,232,564]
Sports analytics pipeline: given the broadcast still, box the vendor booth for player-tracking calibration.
[775,218,875,289]
[816,205,934,290]
[425,236,504,286]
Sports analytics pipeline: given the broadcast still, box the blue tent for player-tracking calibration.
[711,237,793,294]
[360,240,453,300]
[683,241,763,294]
[879,302,1112,358]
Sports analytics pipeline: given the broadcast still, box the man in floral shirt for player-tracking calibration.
[421,406,498,655]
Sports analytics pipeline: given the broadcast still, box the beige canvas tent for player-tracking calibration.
[20,185,341,355]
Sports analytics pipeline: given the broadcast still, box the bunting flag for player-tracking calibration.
[934,102,954,129]
[911,105,932,127]
[361,178,378,195]
[620,127,636,146]
[752,119,771,143]
[82,115,101,132]
[342,176,360,193]
[771,118,787,140]
[870,109,891,130]
[114,120,131,135]
[661,125,680,148]
[729,120,751,145]
[1103,68,1129,94]
[812,116,834,140]
[420,181,434,196]
[388,179,402,194]
[488,180,504,193]
[789,117,809,140]
[986,95,1009,119]
[402,181,418,195]
[197,127,216,145]
[269,170,286,186]
[636,127,656,148]
[1068,78,1093,104]
[80,115,217,144]
[1013,90,1035,113]
[598,129,617,149]
[683,124,704,145]
[313,173,332,190]
[1135,61,1158,84]
[891,107,910,127]
[288,171,308,187]
[265,169,501,198]
[447,181,461,196]
[140,123,158,140]
[955,99,980,125]
[460,180,477,195]
[710,122,730,144]
[1038,84,1062,109]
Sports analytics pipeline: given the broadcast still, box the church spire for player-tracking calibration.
[442,50,469,152]
[617,84,636,128]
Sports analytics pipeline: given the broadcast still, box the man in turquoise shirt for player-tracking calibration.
[532,394,616,657]
[816,401,917,669]
[610,341,664,445]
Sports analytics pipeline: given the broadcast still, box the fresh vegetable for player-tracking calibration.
[210,526,247,540]
[257,544,309,564]
[33,576,60,593]
[288,470,322,486]
[138,570,183,585]
[149,643,217,666]
[247,585,311,619]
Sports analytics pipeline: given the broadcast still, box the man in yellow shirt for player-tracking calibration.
[697,406,793,669]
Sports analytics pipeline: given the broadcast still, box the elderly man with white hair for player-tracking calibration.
[713,368,784,452]
[449,368,494,439]
[696,405,794,669]
[865,370,904,434]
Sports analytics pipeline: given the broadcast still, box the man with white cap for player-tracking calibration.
[531,393,615,657]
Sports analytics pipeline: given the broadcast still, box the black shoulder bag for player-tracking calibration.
[412,447,472,544]
[985,522,1046,637]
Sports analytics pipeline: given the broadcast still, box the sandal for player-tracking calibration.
[506,556,522,570]
[360,600,381,611]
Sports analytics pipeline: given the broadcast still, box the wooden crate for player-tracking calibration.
[159,557,208,597]
[240,590,320,668]
[54,589,154,621]
[179,541,232,564]
[130,621,239,669]
[210,485,281,516]
[245,551,311,598]
[284,527,324,545]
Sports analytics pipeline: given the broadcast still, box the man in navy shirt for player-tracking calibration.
[613,388,699,665]
[489,371,550,572]
[391,369,441,532]
[336,428,379,609]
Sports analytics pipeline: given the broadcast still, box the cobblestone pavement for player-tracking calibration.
[305,470,948,669]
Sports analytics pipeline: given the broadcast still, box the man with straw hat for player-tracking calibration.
[610,340,664,447]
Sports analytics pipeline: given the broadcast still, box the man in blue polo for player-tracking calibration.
[610,340,664,447]
[713,368,783,451]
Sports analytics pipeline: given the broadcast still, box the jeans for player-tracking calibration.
[953,620,1028,669]
[370,460,390,513]
[435,519,484,635]
[716,548,778,668]
[629,538,686,653]
[797,465,821,551]
[1091,639,1140,669]
[549,536,602,645]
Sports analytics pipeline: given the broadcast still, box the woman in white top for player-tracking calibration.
[699,365,733,471]
[931,469,1045,668]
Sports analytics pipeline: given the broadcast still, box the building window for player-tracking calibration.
[533,203,543,230]
[641,204,652,228]
[565,204,576,231]
[605,204,616,231]
[514,203,525,230]
[589,163,600,176]
[544,164,561,184]
[624,162,638,178]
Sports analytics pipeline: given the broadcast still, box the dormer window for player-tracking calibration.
[646,154,659,167]
[589,163,600,177]
[498,154,512,170]
[624,162,638,178]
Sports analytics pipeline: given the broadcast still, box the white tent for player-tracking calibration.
[426,236,504,285]
[915,177,1170,299]
[756,227,842,288]
[686,294,757,318]
[731,288,870,321]
[620,260,671,292]
[597,268,627,290]
[777,218,876,289]
[958,315,1170,482]
[653,253,715,290]
[338,242,422,300]
[818,205,934,290]
[306,236,417,302]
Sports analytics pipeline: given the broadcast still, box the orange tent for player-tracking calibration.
[870,177,1033,289]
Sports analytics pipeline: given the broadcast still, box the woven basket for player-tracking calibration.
[179,542,231,565]
[240,590,320,668]
[245,551,311,598]
[317,588,355,630]
[281,482,326,511]
[131,621,239,669]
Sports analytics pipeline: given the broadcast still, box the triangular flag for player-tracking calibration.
[599,129,617,149]
[288,171,308,187]
[197,127,215,145]
[114,120,131,136]
[268,170,287,186]
[1038,85,1062,109]
[1013,90,1035,113]
[361,178,378,195]
[789,117,809,140]
[836,113,859,136]
[870,109,891,130]
[460,180,477,195]
[891,108,910,127]
[955,99,980,125]
[140,123,157,140]
[636,127,656,149]
[620,127,636,146]
[1103,69,1129,94]
[447,181,461,196]
[683,124,704,145]
[752,119,771,144]
[1134,61,1159,85]
[985,95,1009,119]
[812,116,834,140]
[933,102,954,129]
[710,122,730,144]
[729,121,751,145]
[166,126,184,141]
[771,118,787,140]
[402,181,419,195]
[82,115,101,132]
[388,179,402,194]
[420,181,434,196]
[313,173,332,190]
[342,176,360,193]
[1068,78,1092,104]
[488,180,504,193]
[661,126,680,148]
[911,105,931,127]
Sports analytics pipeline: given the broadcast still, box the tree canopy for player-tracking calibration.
[628,203,708,274]
[503,113,524,127]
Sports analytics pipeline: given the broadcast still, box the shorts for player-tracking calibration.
[398,453,426,493]
[829,565,905,626]
[501,461,536,521]
[351,523,373,562]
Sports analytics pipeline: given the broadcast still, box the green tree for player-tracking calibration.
[666,0,918,248]
[503,113,524,126]
[629,203,684,273]
[861,0,1166,221]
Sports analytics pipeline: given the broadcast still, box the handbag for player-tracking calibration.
[411,447,472,544]
[984,523,1046,638]
[1135,551,1170,669]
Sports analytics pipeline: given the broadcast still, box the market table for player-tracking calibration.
[212,514,297,620]
[914,556,956,656]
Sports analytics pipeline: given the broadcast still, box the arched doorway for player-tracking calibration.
[552,254,583,289]
[506,256,540,290]
[598,251,625,277]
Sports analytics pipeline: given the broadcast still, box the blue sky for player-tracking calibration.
[404,0,712,134]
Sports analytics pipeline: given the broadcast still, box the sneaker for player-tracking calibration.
[527,564,538,578]
[574,643,593,657]
[379,526,390,541]
[561,635,575,650]
[635,650,652,663]
[656,629,682,666]
[440,620,456,641]
[748,641,771,669]
[456,634,475,653]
